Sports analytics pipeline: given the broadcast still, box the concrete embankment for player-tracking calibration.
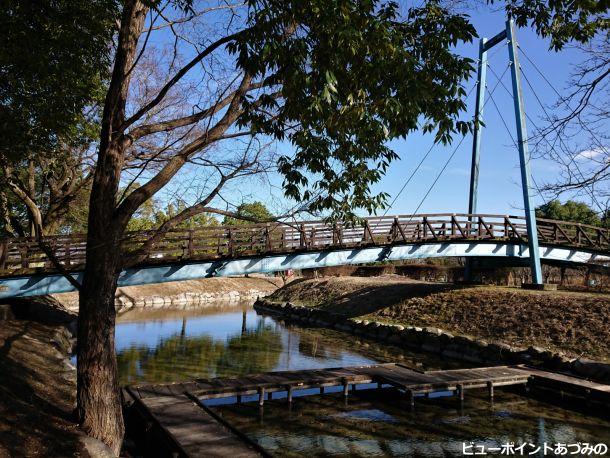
[53,276,283,313]
[257,276,610,382]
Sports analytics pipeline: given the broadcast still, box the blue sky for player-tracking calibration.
[142,3,606,220]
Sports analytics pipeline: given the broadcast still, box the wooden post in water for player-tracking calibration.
[406,390,415,409]
[286,386,293,404]
[487,381,494,400]
[457,384,464,401]
[258,387,265,406]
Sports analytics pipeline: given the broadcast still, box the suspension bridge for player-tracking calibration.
[0,213,608,298]
[0,20,607,299]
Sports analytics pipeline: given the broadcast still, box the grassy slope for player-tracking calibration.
[271,277,610,361]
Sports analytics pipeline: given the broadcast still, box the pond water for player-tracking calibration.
[115,302,461,385]
[116,302,610,457]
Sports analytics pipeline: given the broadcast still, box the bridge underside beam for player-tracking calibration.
[0,242,606,299]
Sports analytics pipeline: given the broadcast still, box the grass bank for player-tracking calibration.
[269,276,610,362]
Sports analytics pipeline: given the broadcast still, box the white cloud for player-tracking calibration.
[574,147,607,161]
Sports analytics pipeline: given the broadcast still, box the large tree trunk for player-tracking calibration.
[75,1,147,454]
[77,240,123,455]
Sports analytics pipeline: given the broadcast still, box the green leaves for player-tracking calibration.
[0,0,118,161]
[536,200,604,226]
[230,0,476,221]
[223,201,274,225]
[500,0,609,50]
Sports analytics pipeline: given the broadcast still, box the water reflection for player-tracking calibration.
[213,390,610,457]
[117,320,283,384]
[115,303,464,385]
[118,304,363,384]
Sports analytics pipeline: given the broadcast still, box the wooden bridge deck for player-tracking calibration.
[128,363,587,457]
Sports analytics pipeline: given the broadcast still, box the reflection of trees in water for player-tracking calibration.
[217,321,283,375]
[117,320,282,384]
[298,333,334,359]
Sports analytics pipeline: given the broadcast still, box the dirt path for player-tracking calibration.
[0,299,111,457]
[270,276,610,361]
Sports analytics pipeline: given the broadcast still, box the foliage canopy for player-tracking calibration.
[535,199,603,226]
[230,0,477,220]
[0,0,118,160]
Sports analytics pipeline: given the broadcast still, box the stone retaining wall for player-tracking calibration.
[254,298,610,383]
[112,288,271,311]
[54,277,282,313]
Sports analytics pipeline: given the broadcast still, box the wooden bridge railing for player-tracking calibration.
[0,214,608,275]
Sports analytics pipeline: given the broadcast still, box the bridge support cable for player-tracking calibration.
[518,45,610,160]
[406,66,510,227]
[486,61,606,214]
[372,80,480,234]
[486,78,550,213]
[519,68,607,213]
[376,47,506,230]
[466,19,544,284]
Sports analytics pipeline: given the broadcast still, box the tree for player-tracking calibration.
[76,0,477,451]
[535,199,601,226]
[0,0,117,161]
[504,0,608,51]
[223,201,272,225]
[0,0,118,238]
[127,197,220,231]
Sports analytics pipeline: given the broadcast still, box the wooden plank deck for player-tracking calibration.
[126,363,610,458]
[127,391,264,457]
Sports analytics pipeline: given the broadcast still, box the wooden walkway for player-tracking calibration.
[124,363,548,457]
[125,364,610,457]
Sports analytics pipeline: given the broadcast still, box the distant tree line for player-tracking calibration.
[535,200,610,227]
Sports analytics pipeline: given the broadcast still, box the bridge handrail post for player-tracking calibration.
[20,244,28,269]
[265,224,271,251]
[337,222,343,246]
[188,229,194,258]
[64,242,71,268]
[228,228,234,256]
[299,224,306,249]
[422,217,428,239]
[309,227,316,248]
